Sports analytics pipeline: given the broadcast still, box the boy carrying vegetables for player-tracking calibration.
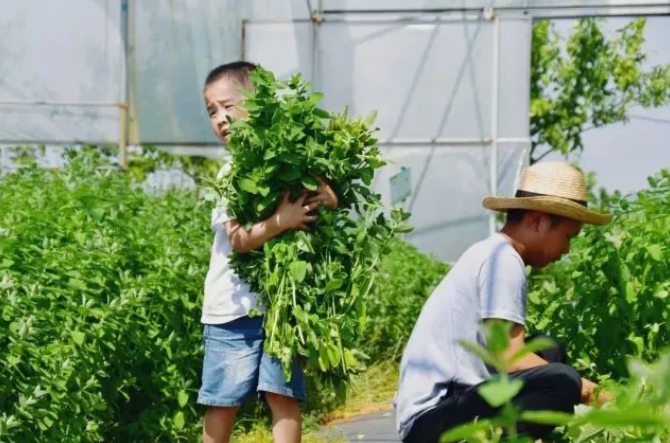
[396,162,614,443]
[197,61,337,443]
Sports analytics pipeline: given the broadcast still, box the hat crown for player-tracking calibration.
[517,162,588,202]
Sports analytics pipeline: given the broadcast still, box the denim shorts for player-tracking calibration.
[197,315,306,407]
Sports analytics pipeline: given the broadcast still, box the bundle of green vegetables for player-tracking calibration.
[209,68,411,386]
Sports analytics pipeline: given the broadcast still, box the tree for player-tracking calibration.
[530,18,670,164]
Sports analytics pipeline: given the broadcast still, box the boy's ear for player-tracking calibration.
[525,211,543,232]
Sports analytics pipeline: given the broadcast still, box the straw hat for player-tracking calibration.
[482,162,612,225]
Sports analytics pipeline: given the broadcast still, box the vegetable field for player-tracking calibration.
[0,148,440,442]
[3,145,670,443]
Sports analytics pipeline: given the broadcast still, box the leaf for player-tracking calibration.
[238,178,258,194]
[508,338,556,366]
[295,233,314,253]
[257,184,271,197]
[279,169,301,181]
[440,419,497,442]
[325,279,344,292]
[290,261,308,283]
[627,334,644,357]
[486,321,511,355]
[647,244,662,260]
[313,108,330,119]
[577,408,666,428]
[395,223,414,234]
[360,168,373,186]
[364,110,378,126]
[68,278,86,290]
[177,391,188,407]
[256,193,280,214]
[625,281,637,303]
[301,176,319,191]
[458,340,499,371]
[309,92,324,105]
[573,423,605,443]
[520,410,573,426]
[318,345,329,371]
[41,416,55,429]
[71,330,85,346]
[478,377,523,407]
[173,411,185,430]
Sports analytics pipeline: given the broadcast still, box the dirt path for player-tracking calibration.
[320,410,401,442]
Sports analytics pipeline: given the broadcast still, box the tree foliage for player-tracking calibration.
[531,18,670,163]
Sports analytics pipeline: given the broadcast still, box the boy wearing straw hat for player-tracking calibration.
[395,161,613,443]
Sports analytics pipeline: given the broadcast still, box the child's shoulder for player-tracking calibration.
[456,234,522,272]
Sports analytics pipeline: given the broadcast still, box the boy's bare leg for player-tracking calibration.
[203,406,239,443]
[265,392,302,443]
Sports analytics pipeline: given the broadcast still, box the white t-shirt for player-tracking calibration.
[394,233,527,439]
[201,207,264,325]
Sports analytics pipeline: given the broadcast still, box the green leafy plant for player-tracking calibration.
[209,68,412,388]
[527,169,670,380]
[362,240,449,361]
[0,149,210,442]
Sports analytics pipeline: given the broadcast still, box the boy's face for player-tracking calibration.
[204,77,248,144]
[525,214,582,268]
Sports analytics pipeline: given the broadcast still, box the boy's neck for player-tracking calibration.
[498,224,528,262]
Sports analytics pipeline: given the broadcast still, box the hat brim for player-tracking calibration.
[482,196,612,226]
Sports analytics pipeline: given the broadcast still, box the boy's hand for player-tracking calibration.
[274,191,320,231]
[306,176,338,209]
[581,378,614,405]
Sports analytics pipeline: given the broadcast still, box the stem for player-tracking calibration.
[292,277,306,345]
[339,333,347,374]
[532,146,556,164]
[270,273,285,346]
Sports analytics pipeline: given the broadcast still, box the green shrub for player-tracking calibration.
[0,150,209,441]
[527,169,670,380]
[362,240,450,361]
[0,148,451,440]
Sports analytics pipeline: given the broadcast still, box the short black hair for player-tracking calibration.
[204,61,257,89]
[506,209,527,224]
[506,209,566,226]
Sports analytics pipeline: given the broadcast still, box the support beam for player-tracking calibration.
[320,1,670,18]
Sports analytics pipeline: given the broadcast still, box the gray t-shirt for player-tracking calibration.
[394,233,527,439]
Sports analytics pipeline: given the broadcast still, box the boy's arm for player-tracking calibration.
[225,191,320,253]
[492,320,610,405]
[497,322,549,372]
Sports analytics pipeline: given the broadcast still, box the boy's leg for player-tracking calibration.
[512,363,581,438]
[526,334,569,364]
[266,392,301,443]
[203,407,239,443]
[405,338,580,443]
[197,318,265,443]
[258,352,306,443]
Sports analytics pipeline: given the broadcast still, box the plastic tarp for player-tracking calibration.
[245,17,531,261]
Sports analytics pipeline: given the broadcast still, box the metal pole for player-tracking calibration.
[311,12,318,86]
[0,100,126,108]
[319,2,670,17]
[241,19,247,60]
[119,0,130,170]
[377,136,530,146]
[489,13,500,235]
